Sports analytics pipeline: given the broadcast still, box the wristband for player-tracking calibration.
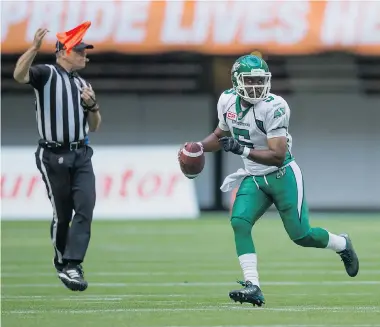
[85,102,97,110]
[81,99,98,111]
[242,147,250,158]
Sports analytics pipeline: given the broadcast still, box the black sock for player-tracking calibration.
[67,260,82,268]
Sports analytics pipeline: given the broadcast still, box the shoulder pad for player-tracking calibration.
[219,88,237,104]
[263,94,288,109]
[222,88,236,96]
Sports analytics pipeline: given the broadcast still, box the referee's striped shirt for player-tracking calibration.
[28,63,90,143]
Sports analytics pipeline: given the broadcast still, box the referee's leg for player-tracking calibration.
[59,145,96,291]
[35,146,73,272]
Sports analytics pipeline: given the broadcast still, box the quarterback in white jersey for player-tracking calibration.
[217,89,293,177]
[180,54,359,307]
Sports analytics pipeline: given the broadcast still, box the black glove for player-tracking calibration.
[219,137,244,155]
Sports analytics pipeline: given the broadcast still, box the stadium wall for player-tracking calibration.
[1,93,379,211]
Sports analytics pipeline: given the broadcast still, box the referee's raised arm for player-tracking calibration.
[13,28,49,84]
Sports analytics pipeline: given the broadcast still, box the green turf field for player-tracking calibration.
[2,212,380,327]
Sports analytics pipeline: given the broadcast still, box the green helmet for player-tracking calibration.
[231,54,271,104]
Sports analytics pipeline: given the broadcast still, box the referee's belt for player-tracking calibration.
[39,139,85,151]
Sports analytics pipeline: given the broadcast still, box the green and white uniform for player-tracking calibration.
[218,90,293,176]
[221,55,358,303]
[218,89,311,241]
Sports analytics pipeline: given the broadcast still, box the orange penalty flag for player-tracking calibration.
[56,21,91,53]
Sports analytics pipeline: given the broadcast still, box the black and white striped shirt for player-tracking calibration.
[28,63,90,143]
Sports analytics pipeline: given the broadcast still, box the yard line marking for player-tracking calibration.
[165,325,379,327]
[162,325,380,327]
[3,262,379,271]
[2,281,380,288]
[3,306,380,315]
[2,270,380,278]
[1,294,187,299]
[1,292,375,301]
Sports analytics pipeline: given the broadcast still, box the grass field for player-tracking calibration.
[2,212,380,327]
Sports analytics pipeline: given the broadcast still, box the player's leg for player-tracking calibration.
[271,161,359,277]
[229,176,272,306]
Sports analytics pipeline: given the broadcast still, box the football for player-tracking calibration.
[179,142,205,179]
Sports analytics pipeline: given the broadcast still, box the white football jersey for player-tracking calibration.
[218,89,294,176]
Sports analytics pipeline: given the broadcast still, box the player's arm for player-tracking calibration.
[245,137,287,167]
[246,102,290,166]
[219,136,286,167]
[219,99,290,167]
[200,127,231,152]
[245,101,290,167]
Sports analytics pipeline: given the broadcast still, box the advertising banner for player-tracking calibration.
[2,1,379,55]
[1,146,199,220]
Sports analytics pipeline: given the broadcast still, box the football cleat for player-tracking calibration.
[229,280,265,307]
[337,234,359,277]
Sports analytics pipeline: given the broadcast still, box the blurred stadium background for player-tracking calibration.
[1,1,380,326]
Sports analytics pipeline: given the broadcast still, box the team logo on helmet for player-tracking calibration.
[231,61,240,74]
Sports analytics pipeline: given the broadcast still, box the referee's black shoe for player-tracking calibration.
[58,264,88,292]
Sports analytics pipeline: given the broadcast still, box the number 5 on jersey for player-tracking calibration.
[233,127,254,149]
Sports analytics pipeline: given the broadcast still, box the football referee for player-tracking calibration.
[13,25,101,292]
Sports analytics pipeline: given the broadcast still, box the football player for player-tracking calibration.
[179,53,359,306]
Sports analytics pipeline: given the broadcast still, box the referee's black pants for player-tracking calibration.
[35,144,96,268]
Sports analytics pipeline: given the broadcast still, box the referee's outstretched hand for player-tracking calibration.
[32,28,49,50]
